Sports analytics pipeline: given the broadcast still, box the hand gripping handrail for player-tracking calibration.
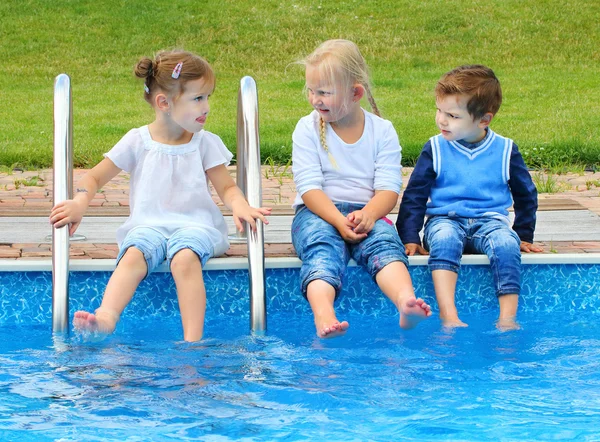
[236,77,266,333]
[51,74,73,334]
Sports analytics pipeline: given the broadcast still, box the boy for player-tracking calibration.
[396,65,543,330]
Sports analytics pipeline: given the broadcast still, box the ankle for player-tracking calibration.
[395,292,415,309]
[498,314,517,323]
[94,308,120,330]
[439,309,460,322]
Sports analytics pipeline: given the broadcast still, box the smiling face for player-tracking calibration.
[305,64,354,125]
[435,94,492,144]
[169,77,214,133]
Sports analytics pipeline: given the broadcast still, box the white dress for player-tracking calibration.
[105,125,232,257]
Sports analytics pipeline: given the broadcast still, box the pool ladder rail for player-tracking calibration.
[51,75,267,335]
[51,74,72,334]
[234,76,267,334]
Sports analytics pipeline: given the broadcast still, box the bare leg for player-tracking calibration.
[431,269,467,328]
[170,249,206,342]
[306,280,349,338]
[497,294,519,331]
[375,262,431,330]
[73,247,147,335]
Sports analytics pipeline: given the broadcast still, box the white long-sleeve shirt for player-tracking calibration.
[292,109,403,209]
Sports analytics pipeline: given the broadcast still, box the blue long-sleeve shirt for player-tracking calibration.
[396,131,538,245]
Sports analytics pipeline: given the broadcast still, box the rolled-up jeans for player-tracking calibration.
[117,226,213,278]
[423,215,522,297]
[291,202,409,298]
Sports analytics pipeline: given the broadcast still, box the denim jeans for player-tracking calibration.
[291,203,409,297]
[423,216,522,296]
[118,226,213,277]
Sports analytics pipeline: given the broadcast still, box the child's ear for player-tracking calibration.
[353,84,365,102]
[155,93,170,112]
[479,112,494,128]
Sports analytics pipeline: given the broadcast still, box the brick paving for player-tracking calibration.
[1,167,600,260]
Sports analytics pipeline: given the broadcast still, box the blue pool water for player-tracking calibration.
[1,265,600,440]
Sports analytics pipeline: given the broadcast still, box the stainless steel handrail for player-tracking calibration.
[51,74,72,334]
[236,76,266,333]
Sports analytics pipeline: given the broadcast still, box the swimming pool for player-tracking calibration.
[1,256,600,440]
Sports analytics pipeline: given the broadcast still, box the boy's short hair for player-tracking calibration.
[435,65,502,119]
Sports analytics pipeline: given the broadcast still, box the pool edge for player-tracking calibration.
[1,253,599,272]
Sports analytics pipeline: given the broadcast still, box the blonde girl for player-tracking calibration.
[50,50,271,342]
[291,40,431,338]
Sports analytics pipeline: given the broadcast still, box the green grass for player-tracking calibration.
[1,0,599,169]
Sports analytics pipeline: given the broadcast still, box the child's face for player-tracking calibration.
[305,64,354,125]
[435,94,491,144]
[169,77,214,133]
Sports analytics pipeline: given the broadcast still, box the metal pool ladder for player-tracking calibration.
[50,75,267,335]
[234,76,267,334]
[51,74,73,334]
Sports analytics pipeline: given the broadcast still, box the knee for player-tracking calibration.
[170,249,202,276]
[118,247,148,280]
[489,232,521,257]
[427,230,464,255]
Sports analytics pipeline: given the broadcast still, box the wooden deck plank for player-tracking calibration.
[0,197,586,217]
[1,209,599,245]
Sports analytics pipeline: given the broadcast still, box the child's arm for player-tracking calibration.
[396,142,436,254]
[508,142,544,253]
[347,190,398,234]
[49,158,122,236]
[347,121,402,234]
[292,117,367,243]
[206,164,271,233]
[301,189,367,243]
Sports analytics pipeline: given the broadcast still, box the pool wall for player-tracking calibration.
[1,255,599,325]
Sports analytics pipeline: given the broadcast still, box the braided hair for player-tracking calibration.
[303,40,380,167]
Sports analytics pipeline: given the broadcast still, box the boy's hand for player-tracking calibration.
[521,241,544,253]
[335,216,368,243]
[49,199,87,236]
[231,199,271,233]
[347,209,377,234]
[405,243,428,256]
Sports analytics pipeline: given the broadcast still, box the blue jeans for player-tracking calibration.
[423,216,522,296]
[291,203,409,297]
[117,226,213,277]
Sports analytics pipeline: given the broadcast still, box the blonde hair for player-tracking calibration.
[302,40,380,168]
[134,50,215,104]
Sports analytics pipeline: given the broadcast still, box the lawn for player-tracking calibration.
[0,0,599,170]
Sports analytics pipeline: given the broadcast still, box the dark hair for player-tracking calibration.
[134,50,215,104]
[435,64,502,119]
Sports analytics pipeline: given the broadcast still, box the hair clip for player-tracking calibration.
[143,83,150,94]
[172,62,183,79]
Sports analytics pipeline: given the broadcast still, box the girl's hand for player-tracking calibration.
[336,216,368,243]
[347,209,377,234]
[49,199,86,236]
[521,241,544,253]
[231,200,271,233]
[405,243,428,256]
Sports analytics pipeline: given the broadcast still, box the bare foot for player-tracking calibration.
[398,297,431,329]
[315,319,349,338]
[441,318,469,329]
[73,310,118,335]
[496,318,520,331]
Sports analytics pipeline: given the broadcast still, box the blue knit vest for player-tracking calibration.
[426,129,514,218]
